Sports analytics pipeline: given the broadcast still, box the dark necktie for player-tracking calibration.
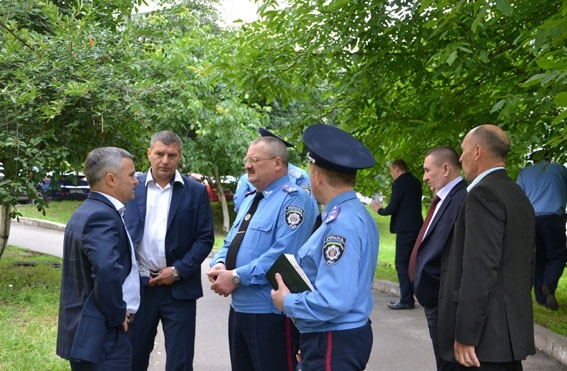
[225,191,264,270]
[408,195,441,282]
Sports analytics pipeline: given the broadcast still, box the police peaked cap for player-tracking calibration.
[303,124,375,174]
[258,127,294,148]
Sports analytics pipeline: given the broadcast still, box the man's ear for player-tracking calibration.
[274,156,284,170]
[104,172,115,187]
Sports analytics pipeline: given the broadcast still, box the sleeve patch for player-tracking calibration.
[285,205,305,229]
[323,234,346,266]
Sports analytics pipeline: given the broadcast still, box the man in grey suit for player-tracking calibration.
[410,147,466,371]
[438,125,536,370]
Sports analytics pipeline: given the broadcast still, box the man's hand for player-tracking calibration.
[454,340,480,368]
[206,263,226,283]
[271,273,290,312]
[148,266,177,287]
[210,269,237,297]
[370,200,383,213]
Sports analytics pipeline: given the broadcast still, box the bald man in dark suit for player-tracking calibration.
[438,125,536,370]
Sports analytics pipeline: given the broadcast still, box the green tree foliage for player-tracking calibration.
[0,0,267,254]
[220,0,567,194]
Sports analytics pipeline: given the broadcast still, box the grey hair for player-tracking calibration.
[84,147,133,186]
[150,130,183,150]
[251,136,289,165]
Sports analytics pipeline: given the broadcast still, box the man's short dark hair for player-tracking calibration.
[391,159,407,172]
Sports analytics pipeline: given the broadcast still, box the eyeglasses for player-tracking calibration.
[242,157,276,165]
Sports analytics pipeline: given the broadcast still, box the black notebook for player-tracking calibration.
[266,253,314,293]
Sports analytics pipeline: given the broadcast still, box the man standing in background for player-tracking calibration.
[372,159,423,309]
[124,131,215,371]
[517,149,567,310]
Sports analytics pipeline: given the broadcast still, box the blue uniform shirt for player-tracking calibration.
[517,160,567,216]
[283,190,379,333]
[234,163,314,212]
[212,175,316,314]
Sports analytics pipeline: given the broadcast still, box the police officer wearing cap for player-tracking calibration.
[233,127,315,213]
[207,135,316,371]
[272,123,379,371]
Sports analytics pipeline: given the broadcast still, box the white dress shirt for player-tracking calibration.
[423,176,463,238]
[136,169,183,271]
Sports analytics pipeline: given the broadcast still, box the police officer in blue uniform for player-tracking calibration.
[234,127,314,213]
[272,123,379,371]
[207,135,316,371]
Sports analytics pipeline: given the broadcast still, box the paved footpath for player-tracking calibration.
[8,219,567,370]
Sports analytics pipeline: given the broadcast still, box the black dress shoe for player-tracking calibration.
[387,300,415,310]
[542,285,558,311]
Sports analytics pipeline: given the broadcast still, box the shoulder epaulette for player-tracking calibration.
[281,184,299,194]
[323,206,341,224]
[288,167,303,180]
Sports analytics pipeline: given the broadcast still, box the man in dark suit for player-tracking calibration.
[372,159,423,309]
[124,131,215,371]
[438,125,536,370]
[57,147,140,370]
[410,147,466,371]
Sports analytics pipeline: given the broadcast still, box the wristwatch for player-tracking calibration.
[232,270,241,285]
[171,266,180,281]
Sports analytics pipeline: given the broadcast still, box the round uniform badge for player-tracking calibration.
[301,184,312,196]
[285,205,305,229]
[323,235,346,266]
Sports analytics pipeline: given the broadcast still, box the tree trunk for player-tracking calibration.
[0,203,12,259]
[213,168,231,233]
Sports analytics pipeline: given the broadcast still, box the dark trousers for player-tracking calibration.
[396,232,418,304]
[300,321,373,371]
[424,306,457,371]
[131,284,197,371]
[70,328,132,371]
[534,215,567,304]
[228,308,298,371]
[457,360,522,371]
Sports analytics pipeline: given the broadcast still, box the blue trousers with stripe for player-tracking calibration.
[228,307,299,371]
[299,320,372,371]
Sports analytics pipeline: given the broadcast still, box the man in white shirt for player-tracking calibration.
[124,131,215,371]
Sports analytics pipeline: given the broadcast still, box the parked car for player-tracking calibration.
[39,172,90,201]
[188,173,235,202]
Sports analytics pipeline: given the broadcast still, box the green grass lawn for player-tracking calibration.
[0,247,67,370]
[10,200,567,339]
